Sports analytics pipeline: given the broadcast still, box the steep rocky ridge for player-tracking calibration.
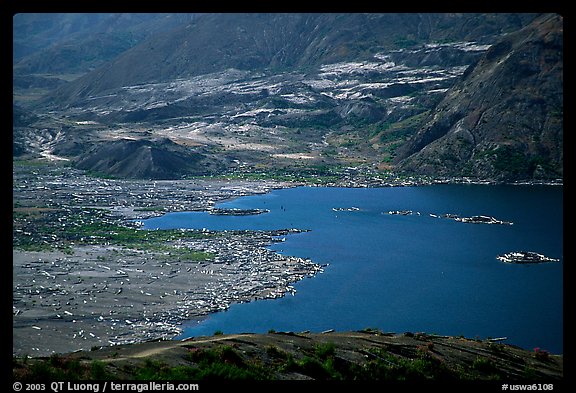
[395,13,563,181]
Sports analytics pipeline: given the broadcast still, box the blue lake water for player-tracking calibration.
[142,184,564,353]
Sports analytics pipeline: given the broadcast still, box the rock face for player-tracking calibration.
[395,13,563,181]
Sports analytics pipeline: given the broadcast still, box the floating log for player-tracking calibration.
[209,208,270,216]
[497,251,560,264]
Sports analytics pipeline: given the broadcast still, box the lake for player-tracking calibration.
[142,184,564,353]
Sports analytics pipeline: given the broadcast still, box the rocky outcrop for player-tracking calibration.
[395,13,563,182]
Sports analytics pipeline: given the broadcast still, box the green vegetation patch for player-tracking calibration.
[371,111,430,144]
[13,206,215,261]
[218,166,343,185]
[476,145,560,179]
[177,345,271,380]
[13,355,113,381]
[353,347,450,381]
[13,336,562,381]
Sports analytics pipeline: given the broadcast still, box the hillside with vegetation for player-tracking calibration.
[13,330,563,382]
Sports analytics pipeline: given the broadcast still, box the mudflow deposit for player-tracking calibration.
[13,163,325,356]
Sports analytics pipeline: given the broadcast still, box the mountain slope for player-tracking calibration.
[41,13,536,107]
[17,13,562,182]
[395,13,563,181]
[13,13,197,74]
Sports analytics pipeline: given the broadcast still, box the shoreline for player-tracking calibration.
[13,230,322,357]
[13,164,324,357]
[13,163,563,357]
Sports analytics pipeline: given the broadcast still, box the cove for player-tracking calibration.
[142,184,563,353]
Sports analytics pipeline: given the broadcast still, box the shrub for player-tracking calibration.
[488,342,505,353]
[185,345,271,380]
[533,347,550,361]
[314,342,336,360]
[266,345,288,359]
[471,356,501,379]
[297,356,332,380]
[90,361,112,379]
